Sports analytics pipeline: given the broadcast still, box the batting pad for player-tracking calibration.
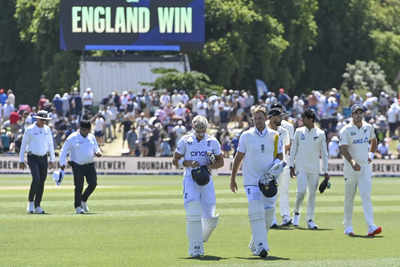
[202,214,219,242]
[185,201,203,256]
[248,200,269,254]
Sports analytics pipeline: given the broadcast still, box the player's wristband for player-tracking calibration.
[368,152,374,160]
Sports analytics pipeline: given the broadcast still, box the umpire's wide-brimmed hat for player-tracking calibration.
[34,110,51,120]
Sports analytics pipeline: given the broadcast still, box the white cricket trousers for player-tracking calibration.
[278,167,291,218]
[344,164,375,229]
[183,176,216,219]
[294,171,319,221]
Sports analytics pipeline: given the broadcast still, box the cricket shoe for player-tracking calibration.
[34,207,45,214]
[280,215,292,227]
[293,213,300,227]
[75,207,85,214]
[270,223,279,229]
[81,201,89,212]
[27,202,34,214]
[344,227,355,236]
[368,226,382,237]
[258,248,268,258]
[307,220,318,230]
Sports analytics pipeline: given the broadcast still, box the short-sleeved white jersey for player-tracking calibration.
[238,127,283,186]
[339,121,376,170]
[281,120,294,141]
[175,133,222,178]
[289,126,328,174]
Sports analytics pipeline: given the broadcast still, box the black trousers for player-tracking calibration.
[27,154,48,207]
[71,162,97,208]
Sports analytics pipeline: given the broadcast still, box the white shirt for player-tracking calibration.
[19,123,55,162]
[289,126,328,174]
[94,117,105,132]
[171,94,182,106]
[110,106,118,120]
[196,101,207,116]
[82,92,93,106]
[339,121,376,171]
[59,131,100,166]
[238,127,283,186]
[173,107,186,117]
[328,141,340,158]
[377,143,389,156]
[281,120,294,141]
[175,133,222,178]
[267,123,289,161]
[173,125,187,144]
[8,94,15,105]
[387,106,398,123]
[160,94,170,107]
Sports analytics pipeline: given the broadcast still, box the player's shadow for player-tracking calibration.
[236,255,290,261]
[270,226,295,231]
[349,234,384,239]
[182,255,228,261]
[81,212,97,215]
[295,227,334,231]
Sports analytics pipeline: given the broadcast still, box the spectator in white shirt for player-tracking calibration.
[171,89,182,106]
[2,99,14,121]
[92,114,105,147]
[101,107,113,143]
[196,100,207,117]
[82,88,94,113]
[377,140,390,159]
[160,90,171,107]
[172,120,187,146]
[7,89,15,105]
[387,103,399,137]
[328,136,340,158]
[173,103,186,119]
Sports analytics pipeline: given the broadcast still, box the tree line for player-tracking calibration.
[1,0,400,105]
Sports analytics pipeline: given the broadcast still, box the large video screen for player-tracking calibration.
[60,0,204,51]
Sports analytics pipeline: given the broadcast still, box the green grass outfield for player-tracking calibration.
[1,175,399,267]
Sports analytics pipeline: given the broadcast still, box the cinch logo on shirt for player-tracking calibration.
[190,151,208,157]
[352,137,369,144]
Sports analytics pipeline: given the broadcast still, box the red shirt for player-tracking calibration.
[9,111,20,124]
[38,98,48,109]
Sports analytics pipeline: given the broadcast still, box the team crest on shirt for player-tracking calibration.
[300,133,305,140]
[350,132,356,136]
[364,128,367,133]
[186,136,194,145]
[261,144,265,153]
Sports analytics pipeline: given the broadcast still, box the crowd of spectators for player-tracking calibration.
[1,86,400,160]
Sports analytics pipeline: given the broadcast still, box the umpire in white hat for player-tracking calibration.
[19,110,56,214]
[59,120,102,214]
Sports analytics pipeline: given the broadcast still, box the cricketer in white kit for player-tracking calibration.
[230,106,283,258]
[268,104,293,227]
[172,115,224,257]
[270,104,295,226]
[339,104,382,236]
[289,109,329,229]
